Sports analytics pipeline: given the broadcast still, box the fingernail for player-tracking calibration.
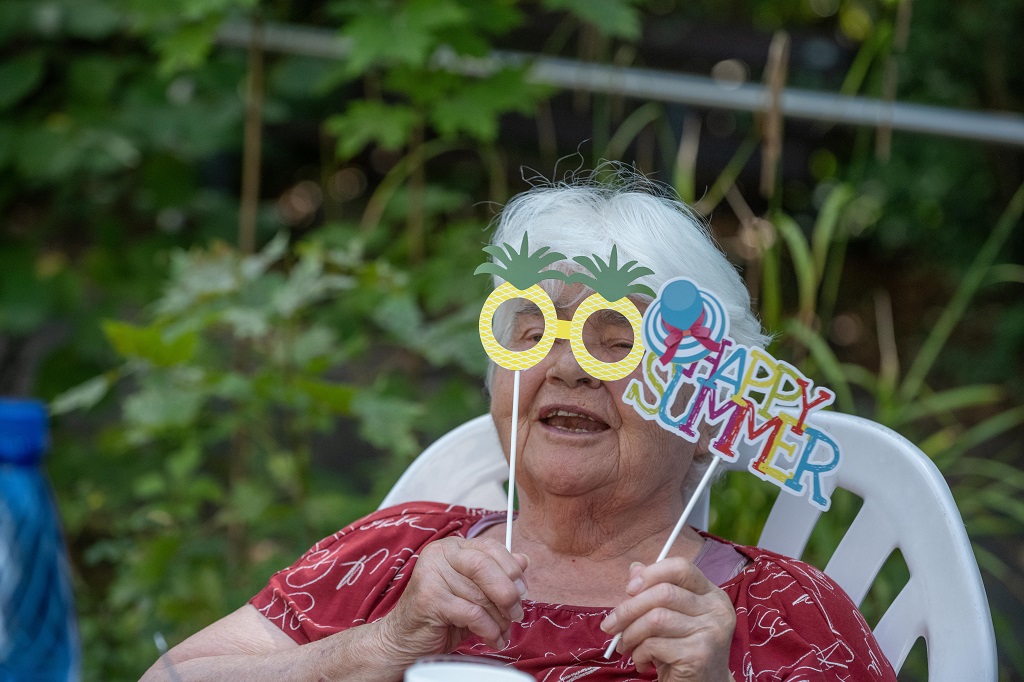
[629,561,644,572]
[497,635,506,650]
[514,578,527,597]
[600,613,616,633]
[626,576,642,594]
[511,603,525,621]
[516,553,531,570]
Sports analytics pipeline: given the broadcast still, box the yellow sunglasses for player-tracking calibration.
[477,237,652,381]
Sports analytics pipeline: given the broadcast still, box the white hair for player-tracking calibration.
[487,167,770,349]
[483,167,770,499]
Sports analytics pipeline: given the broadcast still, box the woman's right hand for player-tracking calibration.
[374,537,529,663]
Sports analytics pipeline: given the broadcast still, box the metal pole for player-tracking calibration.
[216,21,1024,148]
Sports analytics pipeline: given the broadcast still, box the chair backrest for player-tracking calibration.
[379,412,997,681]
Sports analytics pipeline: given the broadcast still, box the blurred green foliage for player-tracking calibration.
[1,0,1021,679]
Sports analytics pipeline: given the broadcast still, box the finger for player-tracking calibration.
[447,542,526,620]
[447,538,528,590]
[439,568,514,635]
[630,634,727,678]
[602,581,706,636]
[614,605,715,655]
[469,538,529,589]
[439,594,509,649]
[627,557,716,597]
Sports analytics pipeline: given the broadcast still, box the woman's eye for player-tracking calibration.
[516,328,544,347]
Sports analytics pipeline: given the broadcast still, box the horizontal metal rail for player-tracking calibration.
[216,21,1024,148]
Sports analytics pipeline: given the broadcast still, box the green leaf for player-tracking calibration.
[269,55,341,99]
[783,319,856,414]
[133,472,167,499]
[51,373,117,415]
[64,0,122,39]
[12,125,79,179]
[952,459,1024,491]
[933,404,1024,467]
[352,391,424,457]
[414,308,487,373]
[166,441,202,481]
[152,15,222,75]
[289,326,338,370]
[384,67,463,107]
[892,384,1005,425]
[219,307,270,338]
[68,56,123,106]
[242,232,289,281]
[810,183,855,279]
[452,0,522,36]
[372,293,424,338]
[102,319,199,366]
[541,0,642,39]
[0,52,45,110]
[326,102,419,160]
[340,0,466,72]
[773,213,817,320]
[429,67,540,141]
[225,480,273,524]
[271,253,354,317]
[156,248,241,316]
[292,378,358,414]
[122,381,204,436]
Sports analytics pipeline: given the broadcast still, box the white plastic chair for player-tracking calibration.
[379,412,998,680]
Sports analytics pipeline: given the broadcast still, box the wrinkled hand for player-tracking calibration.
[600,559,736,682]
[377,537,529,664]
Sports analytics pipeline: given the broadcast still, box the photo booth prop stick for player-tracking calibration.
[605,277,842,659]
[477,237,653,551]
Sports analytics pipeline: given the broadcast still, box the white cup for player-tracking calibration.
[404,656,533,681]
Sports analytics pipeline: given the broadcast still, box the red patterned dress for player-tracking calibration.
[250,503,896,681]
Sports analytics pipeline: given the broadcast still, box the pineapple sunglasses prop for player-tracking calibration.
[476,234,654,381]
[475,234,654,552]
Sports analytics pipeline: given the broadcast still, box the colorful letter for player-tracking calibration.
[783,425,841,511]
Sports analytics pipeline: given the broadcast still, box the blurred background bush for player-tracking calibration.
[1,0,1022,678]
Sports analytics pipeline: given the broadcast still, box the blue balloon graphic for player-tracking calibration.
[660,280,704,330]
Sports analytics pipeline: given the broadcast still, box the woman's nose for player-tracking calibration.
[545,338,600,388]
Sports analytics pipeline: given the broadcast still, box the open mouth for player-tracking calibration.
[539,406,610,433]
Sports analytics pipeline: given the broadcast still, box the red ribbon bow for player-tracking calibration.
[659,310,721,365]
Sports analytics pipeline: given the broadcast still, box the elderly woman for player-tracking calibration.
[142,176,896,681]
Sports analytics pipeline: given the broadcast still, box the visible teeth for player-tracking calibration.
[549,409,592,419]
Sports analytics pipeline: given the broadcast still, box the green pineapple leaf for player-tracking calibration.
[567,245,655,300]
[474,233,568,289]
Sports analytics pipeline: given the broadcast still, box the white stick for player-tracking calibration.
[154,632,183,682]
[603,456,724,659]
[505,370,521,553]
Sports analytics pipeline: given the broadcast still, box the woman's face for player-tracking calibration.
[489,285,698,507]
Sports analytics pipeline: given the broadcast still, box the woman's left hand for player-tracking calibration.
[600,559,736,682]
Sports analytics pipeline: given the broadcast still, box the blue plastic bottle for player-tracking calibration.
[0,399,80,681]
